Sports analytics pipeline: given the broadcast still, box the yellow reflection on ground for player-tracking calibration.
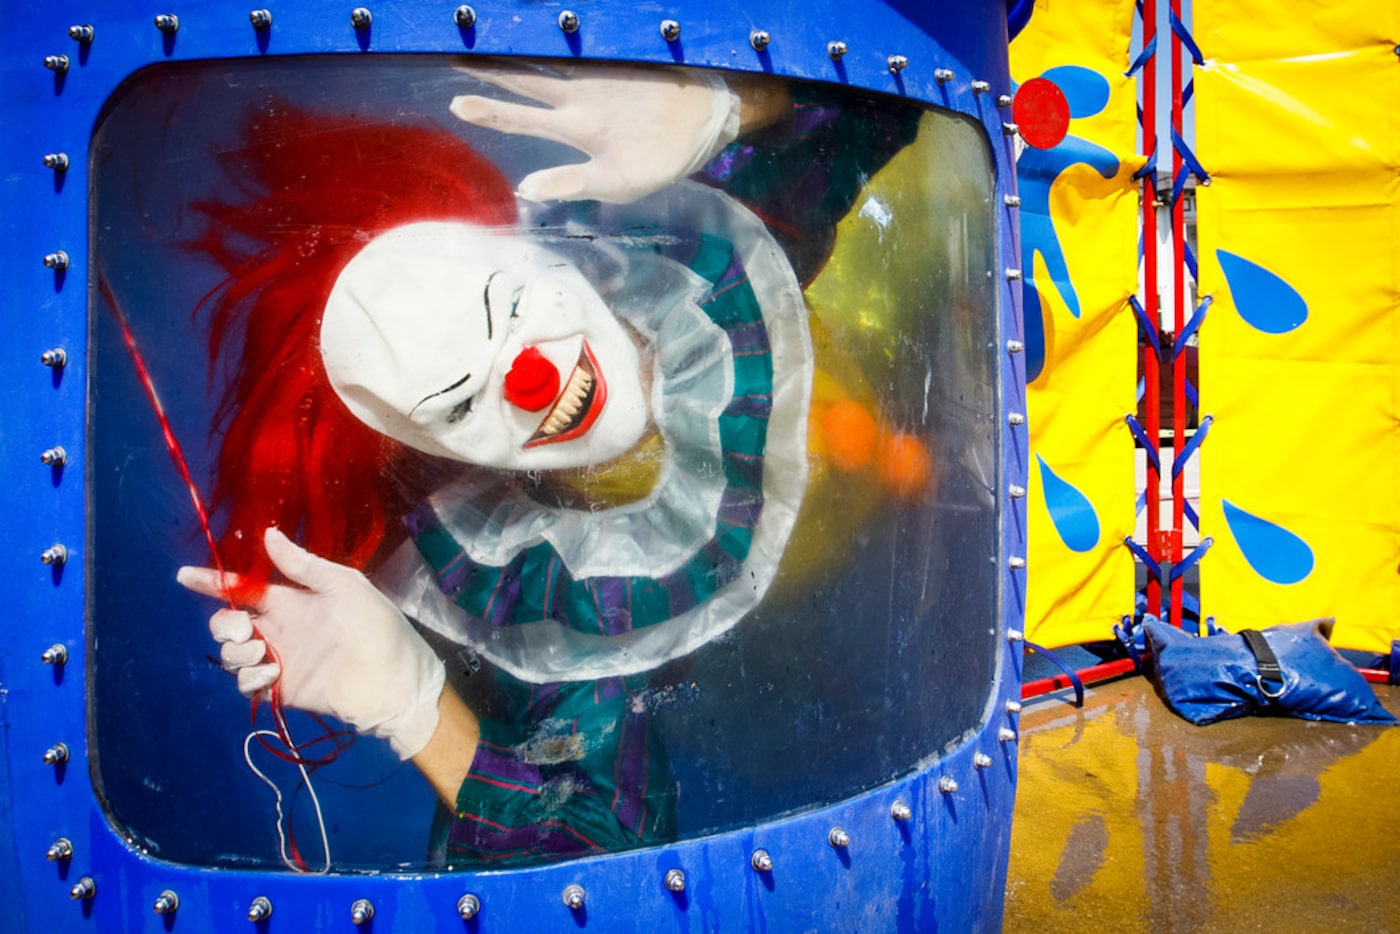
[1005,677,1399,933]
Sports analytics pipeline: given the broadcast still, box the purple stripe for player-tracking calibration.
[465,745,542,793]
[403,503,436,536]
[447,814,606,858]
[483,564,523,628]
[726,324,772,355]
[611,713,649,835]
[661,571,699,616]
[589,577,632,636]
[723,393,773,419]
[717,489,763,529]
[724,450,765,485]
[792,101,840,136]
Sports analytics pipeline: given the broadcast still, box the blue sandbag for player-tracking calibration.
[1144,617,1397,726]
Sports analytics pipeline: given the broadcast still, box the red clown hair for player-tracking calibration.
[191,103,517,604]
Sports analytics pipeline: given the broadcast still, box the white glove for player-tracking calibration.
[450,60,741,204]
[177,528,447,760]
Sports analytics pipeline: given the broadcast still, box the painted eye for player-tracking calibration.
[447,396,474,424]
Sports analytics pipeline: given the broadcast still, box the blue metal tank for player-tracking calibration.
[0,2,1028,929]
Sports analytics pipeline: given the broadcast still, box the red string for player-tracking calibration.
[101,274,348,770]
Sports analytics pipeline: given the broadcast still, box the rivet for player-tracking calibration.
[42,644,68,666]
[997,94,1013,108]
[44,54,70,73]
[827,827,850,848]
[43,153,70,172]
[1006,268,1023,281]
[41,348,68,368]
[350,898,374,925]
[456,893,480,920]
[938,776,959,794]
[453,5,476,29]
[562,884,586,911]
[46,838,73,862]
[350,8,372,30]
[68,25,94,44]
[1004,194,1022,207]
[890,800,913,822]
[973,752,993,769]
[749,29,771,52]
[153,14,179,34]
[1007,340,1025,354]
[43,251,69,271]
[934,67,954,84]
[1009,556,1027,570]
[41,544,68,566]
[1003,122,1020,137]
[663,868,686,893]
[1007,628,1025,643]
[659,19,680,42]
[557,10,580,33]
[998,727,1018,742]
[971,79,991,93]
[43,742,69,765]
[247,896,273,921]
[152,890,179,915]
[41,446,68,467]
[70,877,95,901]
[887,54,908,73]
[1008,412,1026,426]
[1008,485,1026,499]
[825,40,848,60]
[249,9,273,29]
[1006,699,1024,714]
[750,849,773,872]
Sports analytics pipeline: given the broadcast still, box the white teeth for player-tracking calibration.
[538,368,594,437]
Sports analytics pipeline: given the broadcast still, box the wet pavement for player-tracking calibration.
[1004,676,1399,933]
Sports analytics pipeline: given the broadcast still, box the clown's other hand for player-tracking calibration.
[449,60,741,204]
[176,528,446,760]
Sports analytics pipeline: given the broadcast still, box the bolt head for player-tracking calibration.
[890,800,913,822]
[1003,122,1021,137]
[1007,628,1025,643]
[827,40,847,60]
[1008,485,1026,499]
[972,80,991,93]
[1007,340,1025,354]
[934,67,954,84]
[46,838,73,861]
[43,252,70,271]
[750,848,773,872]
[43,742,70,765]
[1004,194,1022,207]
[999,727,1018,742]
[749,29,771,52]
[41,544,68,566]
[68,24,94,43]
[887,55,908,73]
[974,752,993,769]
[248,896,273,921]
[453,5,476,28]
[250,9,273,29]
[660,19,680,41]
[827,827,850,848]
[41,446,68,466]
[558,10,580,33]
[562,884,586,910]
[153,891,179,915]
[70,877,95,901]
[1006,699,1024,714]
[42,644,68,665]
[350,898,374,924]
[664,868,686,893]
[45,54,70,73]
[44,153,70,171]
[351,8,372,29]
[457,893,480,919]
[997,94,1014,108]
[938,775,959,794]
[154,14,179,33]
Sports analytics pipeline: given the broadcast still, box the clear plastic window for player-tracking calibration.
[90,56,999,870]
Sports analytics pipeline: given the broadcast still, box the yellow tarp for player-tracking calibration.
[1195,2,1400,651]
[1012,0,1143,647]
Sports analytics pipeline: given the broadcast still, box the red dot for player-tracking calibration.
[1013,77,1071,150]
[503,346,560,412]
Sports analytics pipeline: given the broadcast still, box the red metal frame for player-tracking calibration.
[1168,0,1188,630]
[1142,0,1163,619]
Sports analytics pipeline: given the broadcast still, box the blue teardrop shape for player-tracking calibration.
[1217,250,1308,334]
[1037,455,1100,552]
[1041,65,1111,119]
[1221,500,1314,584]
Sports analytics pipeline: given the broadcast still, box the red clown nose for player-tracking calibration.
[503,346,561,412]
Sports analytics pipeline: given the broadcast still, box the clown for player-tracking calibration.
[178,60,927,865]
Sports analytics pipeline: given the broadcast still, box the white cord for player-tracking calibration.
[243,729,332,873]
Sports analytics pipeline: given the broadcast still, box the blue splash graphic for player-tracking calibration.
[1222,500,1314,584]
[1217,250,1308,334]
[1017,66,1119,382]
[1037,454,1101,552]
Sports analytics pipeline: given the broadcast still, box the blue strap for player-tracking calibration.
[1132,142,1159,181]
[1184,240,1199,282]
[1172,414,1213,480]
[1025,641,1085,708]
[1125,34,1158,77]
[1173,295,1212,359]
[1170,164,1191,207]
[1169,9,1204,66]
[1183,79,1195,107]
[1171,127,1211,186]
[1129,295,1161,354]
[1184,378,1199,410]
[1169,536,1213,582]
[1124,415,1161,470]
[1136,376,1145,404]
[1135,488,1148,517]
[1123,536,1163,581]
[1183,497,1200,531]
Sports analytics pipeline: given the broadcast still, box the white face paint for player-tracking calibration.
[320,222,649,471]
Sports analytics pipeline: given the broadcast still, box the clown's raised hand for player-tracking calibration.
[449,59,742,204]
[177,527,446,760]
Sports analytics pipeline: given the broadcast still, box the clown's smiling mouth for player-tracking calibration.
[524,342,608,448]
